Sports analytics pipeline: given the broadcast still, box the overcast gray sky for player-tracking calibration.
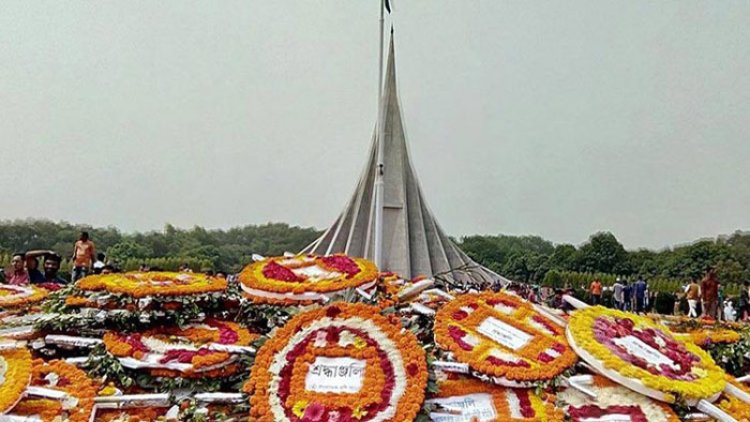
[1,1,749,250]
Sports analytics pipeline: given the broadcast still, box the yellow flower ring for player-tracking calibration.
[0,285,48,309]
[238,254,379,305]
[0,347,32,414]
[652,315,742,348]
[718,376,750,420]
[76,272,227,298]
[10,359,99,422]
[558,375,680,422]
[103,320,256,378]
[434,292,577,384]
[429,375,563,421]
[684,329,741,348]
[244,303,427,421]
[566,306,726,403]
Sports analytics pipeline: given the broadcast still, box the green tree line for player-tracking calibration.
[457,231,750,293]
[0,220,748,294]
[0,219,321,273]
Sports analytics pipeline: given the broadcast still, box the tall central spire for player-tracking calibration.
[303,34,508,286]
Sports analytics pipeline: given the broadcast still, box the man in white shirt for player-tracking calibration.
[612,277,624,310]
[93,253,106,274]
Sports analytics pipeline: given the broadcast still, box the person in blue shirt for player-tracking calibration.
[40,254,69,288]
[25,256,45,284]
[634,276,647,314]
[622,280,632,311]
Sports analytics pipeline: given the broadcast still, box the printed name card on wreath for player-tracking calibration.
[305,357,366,394]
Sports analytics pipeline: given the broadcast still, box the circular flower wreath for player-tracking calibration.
[0,347,32,414]
[95,407,166,422]
[685,328,741,348]
[103,319,256,378]
[430,375,563,421]
[0,311,48,340]
[77,272,227,298]
[434,292,577,383]
[244,302,427,421]
[567,306,726,402]
[238,255,379,304]
[558,375,680,422]
[718,376,750,420]
[0,285,48,309]
[11,359,98,422]
[653,316,743,348]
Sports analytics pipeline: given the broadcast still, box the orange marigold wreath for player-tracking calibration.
[434,292,577,383]
[238,255,379,304]
[429,375,563,421]
[11,359,99,422]
[0,285,48,309]
[0,347,32,414]
[103,320,256,377]
[77,272,226,298]
[95,407,166,421]
[244,302,427,421]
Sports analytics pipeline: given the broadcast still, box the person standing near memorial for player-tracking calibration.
[612,277,624,310]
[685,278,701,318]
[740,281,750,321]
[71,231,96,281]
[590,278,603,305]
[633,276,647,314]
[5,253,29,285]
[622,280,632,311]
[701,267,719,320]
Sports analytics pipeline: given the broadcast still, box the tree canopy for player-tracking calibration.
[458,231,750,287]
[0,219,748,288]
[0,219,321,273]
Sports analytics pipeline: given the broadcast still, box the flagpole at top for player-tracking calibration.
[373,0,386,269]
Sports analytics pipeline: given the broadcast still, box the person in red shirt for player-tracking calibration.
[71,231,96,281]
[590,279,603,305]
[701,267,719,319]
[5,252,29,285]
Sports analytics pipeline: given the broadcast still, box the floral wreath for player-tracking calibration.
[0,285,48,309]
[429,375,563,421]
[11,359,98,422]
[717,376,750,420]
[103,319,256,377]
[0,347,32,414]
[567,306,726,402]
[684,328,740,348]
[244,302,427,421]
[0,311,49,340]
[558,375,680,422]
[434,292,577,382]
[652,315,743,348]
[77,272,226,298]
[94,407,167,422]
[238,255,379,305]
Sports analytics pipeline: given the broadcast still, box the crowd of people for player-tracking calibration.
[585,267,750,322]
[1,231,230,290]
[505,266,750,323]
[606,276,650,313]
[2,232,100,290]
